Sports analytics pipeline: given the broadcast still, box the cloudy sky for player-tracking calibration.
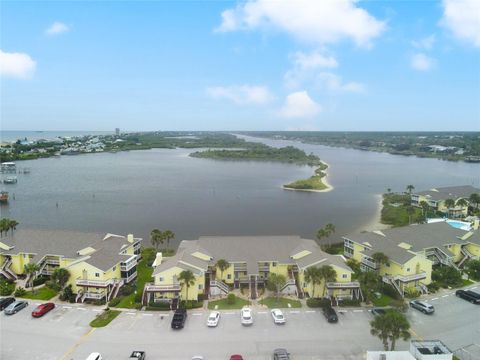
[1,0,479,131]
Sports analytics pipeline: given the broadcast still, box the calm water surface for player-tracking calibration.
[1,136,478,245]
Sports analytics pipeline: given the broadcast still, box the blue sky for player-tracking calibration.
[1,0,479,131]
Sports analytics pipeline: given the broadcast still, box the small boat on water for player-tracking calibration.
[3,177,18,184]
[0,191,8,203]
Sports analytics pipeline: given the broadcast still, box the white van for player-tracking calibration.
[86,353,103,360]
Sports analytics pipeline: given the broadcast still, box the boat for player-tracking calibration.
[0,191,8,203]
[3,177,18,184]
[465,156,480,163]
[1,162,16,173]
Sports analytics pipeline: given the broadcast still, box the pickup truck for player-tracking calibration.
[129,351,146,360]
[171,308,187,329]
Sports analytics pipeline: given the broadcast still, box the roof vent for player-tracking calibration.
[379,353,387,360]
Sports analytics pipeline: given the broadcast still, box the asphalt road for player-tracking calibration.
[1,285,478,360]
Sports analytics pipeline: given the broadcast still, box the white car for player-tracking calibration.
[271,308,286,324]
[241,306,253,326]
[207,311,220,327]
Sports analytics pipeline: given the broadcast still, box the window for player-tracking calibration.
[95,273,100,277]
[386,263,390,267]
[406,267,410,272]
[342,274,347,279]
[272,262,277,267]
[113,266,116,271]
[159,276,164,282]
[227,274,231,280]
[198,284,203,290]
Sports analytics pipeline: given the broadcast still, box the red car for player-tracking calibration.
[229,356,244,360]
[32,302,55,317]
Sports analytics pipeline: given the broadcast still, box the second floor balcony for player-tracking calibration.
[76,278,115,287]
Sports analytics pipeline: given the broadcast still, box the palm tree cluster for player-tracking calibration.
[0,218,19,236]
[178,269,196,306]
[304,265,337,298]
[316,223,336,247]
[150,229,175,251]
[370,310,411,351]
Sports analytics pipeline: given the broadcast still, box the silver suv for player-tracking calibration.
[409,300,434,314]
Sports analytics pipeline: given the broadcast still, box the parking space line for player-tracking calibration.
[289,310,300,314]
[353,309,363,313]
[431,297,439,301]
[62,306,72,309]
[92,309,102,312]
[126,312,136,315]
[77,307,86,311]
[225,312,235,315]
[258,311,267,314]
[192,313,202,316]
[441,295,449,298]
[305,310,316,313]
[142,313,153,316]
[337,309,347,313]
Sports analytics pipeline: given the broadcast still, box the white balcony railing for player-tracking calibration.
[83,292,105,300]
[144,283,181,292]
[76,278,115,287]
[123,271,137,283]
[121,261,137,272]
[393,272,427,282]
[361,257,378,269]
[46,259,60,265]
[326,281,361,289]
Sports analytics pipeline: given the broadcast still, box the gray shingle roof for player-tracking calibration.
[415,185,480,202]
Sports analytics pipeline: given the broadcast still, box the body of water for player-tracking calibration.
[1,135,478,246]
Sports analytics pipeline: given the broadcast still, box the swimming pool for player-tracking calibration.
[446,220,472,231]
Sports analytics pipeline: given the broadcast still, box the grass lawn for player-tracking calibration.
[371,294,393,307]
[22,287,58,300]
[208,295,250,310]
[259,297,302,309]
[461,279,475,287]
[90,310,121,327]
[110,250,154,309]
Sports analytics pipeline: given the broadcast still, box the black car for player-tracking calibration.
[456,290,480,304]
[322,306,338,323]
[130,351,146,359]
[273,348,291,360]
[171,308,187,329]
[0,297,15,311]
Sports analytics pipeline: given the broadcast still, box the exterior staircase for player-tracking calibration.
[458,247,474,268]
[209,279,229,296]
[383,275,404,298]
[0,258,18,280]
[107,279,124,301]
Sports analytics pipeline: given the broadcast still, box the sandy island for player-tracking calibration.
[282,160,334,193]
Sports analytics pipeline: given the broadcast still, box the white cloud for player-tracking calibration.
[284,50,338,88]
[279,91,321,118]
[411,53,435,71]
[206,85,274,105]
[442,0,480,47]
[45,21,70,35]
[216,0,385,47]
[0,50,36,79]
[411,34,436,50]
[316,72,365,93]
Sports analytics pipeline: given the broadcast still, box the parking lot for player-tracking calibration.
[1,285,478,360]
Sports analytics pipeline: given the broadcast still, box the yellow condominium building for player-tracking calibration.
[343,221,480,297]
[144,235,361,309]
[0,229,142,303]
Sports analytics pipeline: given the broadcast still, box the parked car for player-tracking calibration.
[456,290,480,304]
[207,311,220,327]
[322,306,338,323]
[271,308,286,324]
[229,355,244,360]
[85,353,103,360]
[409,300,434,314]
[241,306,253,326]
[32,302,55,317]
[4,300,28,315]
[273,348,291,360]
[129,351,146,359]
[171,308,187,329]
[0,297,15,311]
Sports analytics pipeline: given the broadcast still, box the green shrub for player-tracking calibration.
[33,276,48,287]
[306,298,331,308]
[0,280,15,296]
[118,284,135,297]
[109,297,122,307]
[404,287,420,298]
[197,293,207,302]
[45,280,61,292]
[427,281,440,293]
[147,301,171,310]
[465,260,480,281]
[142,247,157,267]
[179,300,203,309]
[59,285,76,302]
[14,287,27,297]
[432,266,463,288]
[380,284,402,300]
[227,293,236,305]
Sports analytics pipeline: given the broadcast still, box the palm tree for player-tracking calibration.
[419,200,430,220]
[51,268,70,289]
[215,259,229,281]
[266,273,287,301]
[372,252,389,271]
[319,265,337,297]
[162,230,175,251]
[150,229,163,251]
[317,223,336,247]
[370,311,411,350]
[178,270,196,305]
[456,198,469,209]
[406,184,415,194]
[444,198,455,209]
[406,206,415,224]
[387,188,392,194]
[469,193,480,210]
[24,262,40,294]
[304,267,321,298]
[8,219,19,234]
